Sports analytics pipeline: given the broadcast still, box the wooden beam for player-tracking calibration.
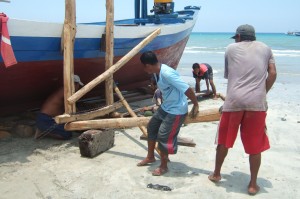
[184,108,221,124]
[67,28,161,104]
[54,101,124,124]
[105,0,114,105]
[65,108,221,131]
[114,84,148,136]
[114,84,162,155]
[65,117,150,131]
[217,93,226,101]
[63,0,76,114]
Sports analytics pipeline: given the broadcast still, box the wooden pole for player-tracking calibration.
[54,101,123,124]
[114,84,162,155]
[65,108,221,130]
[184,108,221,124]
[67,28,161,104]
[105,0,114,105]
[114,84,148,136]
[63,0,76,114]
[65,117,150,131]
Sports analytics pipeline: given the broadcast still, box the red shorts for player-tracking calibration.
[216,111,270,154]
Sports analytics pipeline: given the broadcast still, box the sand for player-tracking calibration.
[0,79,300,199]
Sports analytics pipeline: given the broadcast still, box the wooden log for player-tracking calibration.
[114,85,149,136]
[217,93,226,101]
[78,129,115,158]
[65,108,221,131]
[63,0,76,114]
[195,91,213,98]
[121,104,156,117]
[64,117,150,131]
[55,101,124,124]
[140,135,196,147]
[105,0,114,105]
[184,108,221,124]
[67,28,161,104]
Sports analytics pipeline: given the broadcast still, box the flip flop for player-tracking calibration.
[152,167,168,176]
[137,158,156,166]
[208,173,221,182]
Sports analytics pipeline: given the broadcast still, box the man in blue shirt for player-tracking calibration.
[138,51,199,176]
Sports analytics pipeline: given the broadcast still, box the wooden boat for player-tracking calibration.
[0,0,200,115]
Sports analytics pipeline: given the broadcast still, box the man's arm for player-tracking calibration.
[266,63,277,93]
[185,87,199,118]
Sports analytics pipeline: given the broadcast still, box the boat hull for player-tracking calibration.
[0,9,199,115]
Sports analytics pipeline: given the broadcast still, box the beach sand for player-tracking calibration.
[0,79,299,199]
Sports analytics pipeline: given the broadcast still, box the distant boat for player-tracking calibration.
[295,32,300,36]
[0,1,200,115]
[286,31,300,36]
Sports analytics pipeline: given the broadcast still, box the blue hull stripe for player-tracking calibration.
[1,27,192,62]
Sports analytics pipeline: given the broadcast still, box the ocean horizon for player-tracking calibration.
[178,32,300,87]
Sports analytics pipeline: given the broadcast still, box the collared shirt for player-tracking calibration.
[155,64,189,115]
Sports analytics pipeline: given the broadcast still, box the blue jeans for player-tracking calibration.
[36,113,72,140]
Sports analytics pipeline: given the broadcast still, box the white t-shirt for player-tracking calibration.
[223,41,275,112]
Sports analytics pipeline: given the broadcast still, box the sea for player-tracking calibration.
[177,33,300,88]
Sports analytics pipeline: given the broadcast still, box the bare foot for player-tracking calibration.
[248,184,260,195]
[137,157,156,166]
[152,167,168,176]
[208,173,221,182]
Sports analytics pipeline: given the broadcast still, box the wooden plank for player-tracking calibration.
[105,0,114,105]
[67,28,161,104]
[63,0,76,114]
[55,101,124,124]
[140,135,196,147]
[65,108,221,131]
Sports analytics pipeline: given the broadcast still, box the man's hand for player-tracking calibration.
[189,104,199,118]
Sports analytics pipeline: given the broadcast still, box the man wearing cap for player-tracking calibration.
[208,24,277,195]
[192,63,217,99]
[35,75,84,140]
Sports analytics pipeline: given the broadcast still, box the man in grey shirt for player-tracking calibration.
[208,24,277,195]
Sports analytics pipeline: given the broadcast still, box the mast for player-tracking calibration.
[134,0,140,19]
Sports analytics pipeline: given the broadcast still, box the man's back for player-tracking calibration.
[157,64,189,115]
[223,41,275,112]
[40,87,64,117]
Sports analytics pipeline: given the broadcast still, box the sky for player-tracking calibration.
[1,0,300,33]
